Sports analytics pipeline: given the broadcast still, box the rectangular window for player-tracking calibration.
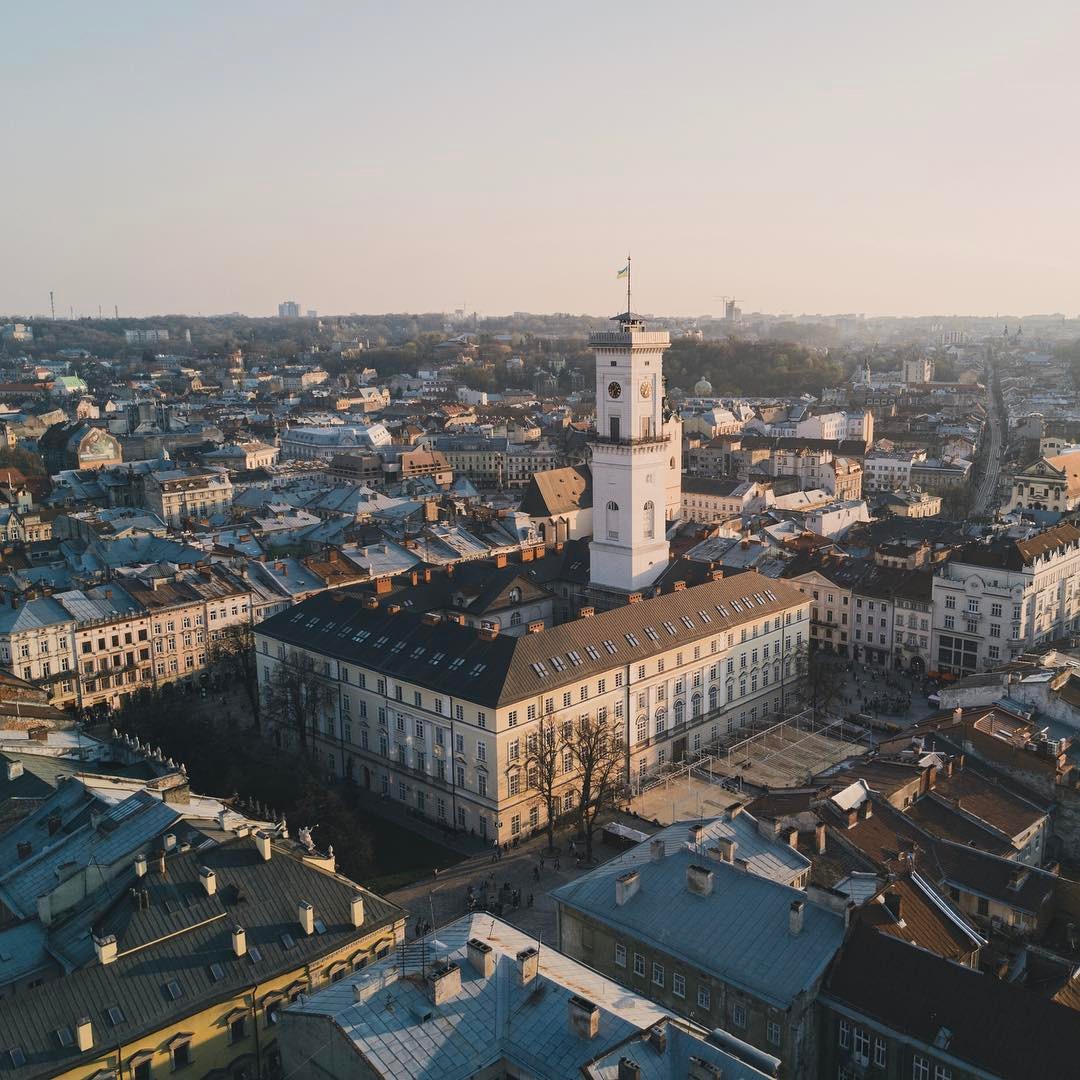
[614,942,626,967]
[651,962,664,987]
[731,1003,746,1029]
[912,1057,929,1080]
[874,1038,887,1068]
[633,953,645,977]
[853,1027,870,1066]
[672,972,685,998]
[839,1019,850,1049]
[767,1020,781,1046]
[697,986,711,1010]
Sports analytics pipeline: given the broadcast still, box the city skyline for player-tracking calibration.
[2,2,1077,319]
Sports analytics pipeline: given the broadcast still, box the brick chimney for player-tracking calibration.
[686,863,714,896]
[516,946,539,987]
[568,995,600,1040]
[789,899,805,935]
[615,869,640,906]
[467,938,495,977]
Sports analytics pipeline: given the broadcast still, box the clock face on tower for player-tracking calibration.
[607,381,622,399]
[639,380,652,399]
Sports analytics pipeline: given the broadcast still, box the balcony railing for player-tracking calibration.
[591,434,669,448]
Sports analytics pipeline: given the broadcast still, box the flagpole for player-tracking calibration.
[626,253,631,315]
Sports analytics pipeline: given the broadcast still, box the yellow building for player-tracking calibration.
[0,831,405,1080]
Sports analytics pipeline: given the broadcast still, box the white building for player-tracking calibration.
[589,313,681,594]
[863,448,927,492]
[280,423,392,461]
[932,524,1080,677]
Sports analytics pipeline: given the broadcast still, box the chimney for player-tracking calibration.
[16,840,31,860]
[199,867,217,896]
[410,570,419,586]
[568,995,600,1040]
[254,831,272,861]
[618,1060,642,1080]
[387,603,402,615]
[364,595,380,609]
[688,823,705,846]
[710,837,737,863]
[155,849,167,877]
[789,899,805,935]
[298,900,315,935]
[686,863,714,896]
[845,807,858,829]
[422,612,442,625]
[815,822,827,854]
[579,606,595,618]
[688,1059,725,1080]
[37,894,51,926]
[93,933,118,966]
[446,612,464,625]
[350,894,365,928]
[649,838,666,862]
[467,937,495,978]
[428,961,461,1004]
[627,592,643,604]
[860,801,873,821]
[787,828,799,849]
[232,925,247,957]
[5,759,22,780]
[423,568,432,583]
[516,946,539,987]
[375,577,393,595]
[673,580,686,592]
[27,724,48,742]
[495,552,508,568]
[953,706,963,724]
[134,854,148,877]
[479,623,499,641]
[615,870,641,906]
[883,890,904,923]
[75,1017,93,1053]
[526,620,545,634]
[650,1027,668,1054]
[164,832,177,852]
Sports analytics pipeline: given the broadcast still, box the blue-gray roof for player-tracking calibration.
[284,914,774,1080]
[552,824,844,1009]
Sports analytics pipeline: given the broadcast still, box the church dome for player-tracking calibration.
[694,377,713,396]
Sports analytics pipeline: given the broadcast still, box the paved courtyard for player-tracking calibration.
[386,818,658,945]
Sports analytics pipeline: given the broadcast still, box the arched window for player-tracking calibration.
[673,699,685,726]
[635,715,648,744]
[643,500,655,540]
[606,501,620,541]
[654,708,667,736]
[708,686,718,711]
[510,611,522,626]
[691,693,702,718]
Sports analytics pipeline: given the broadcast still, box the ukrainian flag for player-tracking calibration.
[616,264,629,280]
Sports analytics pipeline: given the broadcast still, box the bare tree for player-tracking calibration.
[262,650,334,753]
[210,623,260,730]
[568,714,624,863]
[805,650,847,719]
[524,715,562,852]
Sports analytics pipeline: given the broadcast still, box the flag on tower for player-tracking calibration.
[616,263,629,280]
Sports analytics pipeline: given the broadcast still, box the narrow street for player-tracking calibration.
[973,358,1005,515]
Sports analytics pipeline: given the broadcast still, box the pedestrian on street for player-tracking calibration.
[554,855,561,870]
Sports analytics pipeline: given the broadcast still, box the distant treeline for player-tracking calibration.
[664,339,845,397]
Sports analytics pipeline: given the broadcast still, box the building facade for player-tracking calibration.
[254,573,810,845]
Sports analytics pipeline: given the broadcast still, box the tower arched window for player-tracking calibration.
[643,500,655,540]
[606,501,620,541]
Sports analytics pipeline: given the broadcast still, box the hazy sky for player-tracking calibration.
[3,2,1077,319]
